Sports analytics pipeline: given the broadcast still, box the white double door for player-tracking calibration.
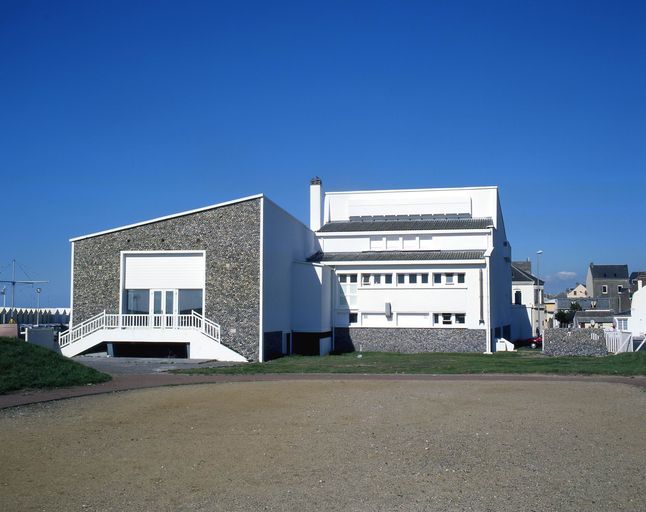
[150,289,178,327]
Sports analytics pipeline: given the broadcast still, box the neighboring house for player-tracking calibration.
[510,261,543,340]
[61,179,514,359]
[629,271,646,297]
[543,299,556,328]
[566,283,588,299]
[553,297,611,328]
[586,263,630,313]
[573,310,615,329]
[628,284,646,337]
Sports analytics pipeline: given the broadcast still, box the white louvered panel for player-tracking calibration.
[124,253,205,289]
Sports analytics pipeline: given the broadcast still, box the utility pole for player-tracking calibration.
[0,260,48,322]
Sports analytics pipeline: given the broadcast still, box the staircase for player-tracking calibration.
[58,311,246,361]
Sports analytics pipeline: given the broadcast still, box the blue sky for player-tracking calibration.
[1,0,644,307]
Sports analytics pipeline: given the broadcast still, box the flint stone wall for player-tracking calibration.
[72,198,262,361]
[543,328,608,356]
[334,327,486,353]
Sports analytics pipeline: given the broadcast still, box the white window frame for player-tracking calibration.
[601,285,608,294]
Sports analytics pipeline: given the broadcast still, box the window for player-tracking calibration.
[370,236,385,251]
[125,289,149,314]
[617,285,623,293]
[421,274,429,284]
[384,274,393,284]
[338,274,358,307]
[616,318,628,331]
[398,274,405,284]
[178,289,203,315]
[409,274,418,284]
[601,285,608,294]
[433,313,466,326]
[457,273,465,284]
[349,312,358,324]
[361,274,371,286]
[445,274,454,285]
[433,273,466,286]
[433,273,442,284]
[373,274,381,285]
[514,290,522,305]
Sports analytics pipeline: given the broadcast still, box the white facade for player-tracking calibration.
[311,183,512,353]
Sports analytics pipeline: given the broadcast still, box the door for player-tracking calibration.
[150,289,177,327]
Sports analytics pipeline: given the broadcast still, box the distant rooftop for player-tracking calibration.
[589,264,629,280]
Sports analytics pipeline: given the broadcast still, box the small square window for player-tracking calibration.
[457,273,465,284]
[362,274,370,286]
[442,313,452,325]
[349,312,358,324]
[397,274,405,284]
[349,274,357,283]
[433,313,440,324]
[339,275,347,283]
[455,314,465,324]
[385,274,393,284]
[617,285,623,293]
[409,274,417,284]
[601,285,608,294]
[374,274,381,285]
[446,274,454,285]
[433,273,442,284]
[421,274,429,284]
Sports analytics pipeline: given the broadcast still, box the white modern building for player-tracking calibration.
[59,179,513,360]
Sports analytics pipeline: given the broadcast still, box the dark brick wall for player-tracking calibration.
[334,327,486,353]
[72,198,262,361]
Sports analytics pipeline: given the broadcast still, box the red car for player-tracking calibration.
[514,335,543,349]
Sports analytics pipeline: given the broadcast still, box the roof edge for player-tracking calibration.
[324,185,499,196]
[70,193,264,242]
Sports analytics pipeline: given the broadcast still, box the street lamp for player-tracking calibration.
[35,288,42,327]
[1,287,5,324]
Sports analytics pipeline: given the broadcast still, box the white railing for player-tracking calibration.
[604,330,633,354]
[58,311,221,348]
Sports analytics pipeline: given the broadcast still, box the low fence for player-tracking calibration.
[604,331,633,354]
[0,307,70,326]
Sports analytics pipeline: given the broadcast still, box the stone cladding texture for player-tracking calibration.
[543,328,608,356]
[72,199,261,361]
[334,327,486,353]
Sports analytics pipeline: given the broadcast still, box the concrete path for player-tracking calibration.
[2,370,645,409]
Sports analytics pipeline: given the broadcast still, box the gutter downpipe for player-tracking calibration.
[483,225,495,354]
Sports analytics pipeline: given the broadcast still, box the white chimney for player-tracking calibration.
[309,177,323,231]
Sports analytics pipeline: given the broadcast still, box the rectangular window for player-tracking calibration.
[433,273,442,284]
[617,285,623,293]
[125,289,149,314]
[403,236,418,250]
[457,273,465,284]
[370,237,385,251]
[338,274,358,307]
[421,274,429,284]
[409,274,418,284]
[397,274,405,284]
[445,274,454,285]
[349,312,358,324]
[386,236,401,250]
[178,289,203,315]
[601,285,608,294]
[384,274,393,284]
[442,313,452,325]
[433,313,440,325]
[373,274,381,285]
[455,313,466,324]
[362,274,371,286]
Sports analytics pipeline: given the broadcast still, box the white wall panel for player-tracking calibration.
[124,253,205,289]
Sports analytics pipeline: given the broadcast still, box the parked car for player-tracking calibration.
[513,335,542,349]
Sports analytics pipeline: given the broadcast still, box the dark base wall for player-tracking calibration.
[263,331,283,361]
[543,328,608,356]
[334,327,486,353]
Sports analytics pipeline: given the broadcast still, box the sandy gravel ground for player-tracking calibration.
[1,380,644,512]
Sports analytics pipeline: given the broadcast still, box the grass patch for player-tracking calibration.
[176,351,646,377]
[0,337,111,394]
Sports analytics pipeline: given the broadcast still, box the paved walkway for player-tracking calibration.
[2,371,645,409]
